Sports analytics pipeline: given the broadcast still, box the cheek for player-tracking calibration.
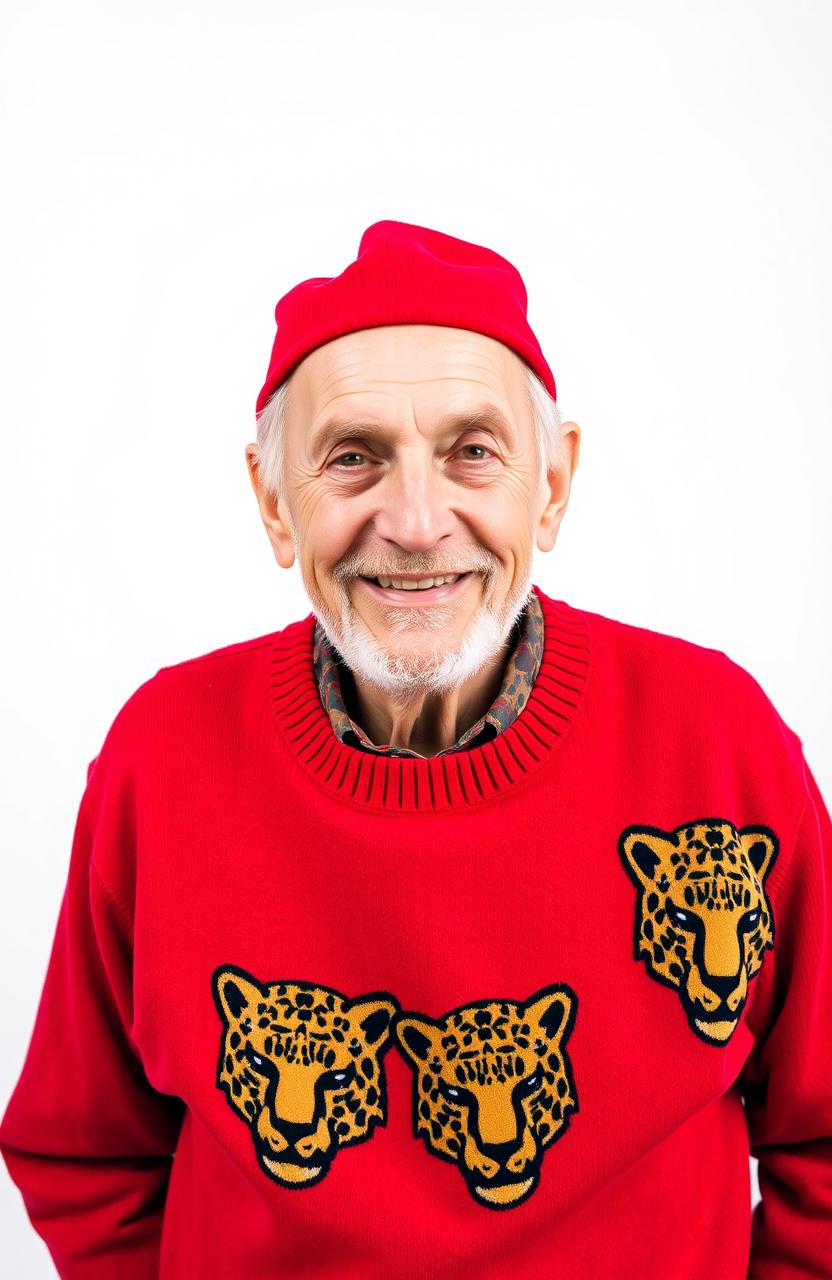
[459,480,536,551]
[295,490,365,564]
[483,475,540,540]
[291,483,332,532]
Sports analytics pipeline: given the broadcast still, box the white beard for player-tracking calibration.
[330,576,534,704]
[287,497,537,707]
[301,563,534,711]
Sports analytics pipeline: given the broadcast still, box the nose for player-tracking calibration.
[271,1115,315,1143]
[703,970,740,1000]
[478,1137,519,1164]
[702,926,741,981]
[371,451,457,552]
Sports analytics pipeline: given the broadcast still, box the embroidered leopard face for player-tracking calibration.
[618,819,778,1045]
[394,984,579,1210]
[212,965,399,1187]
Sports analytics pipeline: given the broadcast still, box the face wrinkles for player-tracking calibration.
[255,323,575,750]
[287,326,534,563]
[297,379,527,486]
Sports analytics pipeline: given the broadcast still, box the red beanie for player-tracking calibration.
[255,220,556,415]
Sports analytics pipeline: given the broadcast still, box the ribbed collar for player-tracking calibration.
[268,584,590,813]
[311,587,545,759]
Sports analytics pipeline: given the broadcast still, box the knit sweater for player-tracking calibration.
[1,584,830,1279]
[312,587,544,756]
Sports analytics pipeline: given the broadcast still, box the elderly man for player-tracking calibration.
[2,221,830,1279]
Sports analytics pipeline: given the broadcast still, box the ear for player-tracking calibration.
[739,829,779,882]
[619,828,674,890]
[244,444,297,570]
[213,965,264,1024]
[345,995,400,1047]
[524,987,573,1046]
[395,1015,440,1066]
[536,421,581,554]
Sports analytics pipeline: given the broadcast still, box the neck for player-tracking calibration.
[271,588,592,813]
[340,633,515,756]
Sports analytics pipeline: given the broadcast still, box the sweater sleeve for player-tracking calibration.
[0,762,185,1279]
[742,753,832,1279]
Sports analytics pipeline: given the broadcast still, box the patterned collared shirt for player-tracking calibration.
[312,588,545,759]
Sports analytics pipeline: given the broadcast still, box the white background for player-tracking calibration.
[1,0,830,1270]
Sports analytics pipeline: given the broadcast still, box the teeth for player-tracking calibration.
[375,574,462,590]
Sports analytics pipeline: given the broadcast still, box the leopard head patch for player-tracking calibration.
[618,818,778,1045]
[212,965,399,1188]
[394,984,579,1210]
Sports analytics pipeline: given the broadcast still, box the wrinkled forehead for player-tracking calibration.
[286,324,532,430]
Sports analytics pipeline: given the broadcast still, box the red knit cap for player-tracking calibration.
[255,219,556,415]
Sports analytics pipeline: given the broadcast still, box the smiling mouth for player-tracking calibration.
[360,572,470,589]
[356,572,475,603]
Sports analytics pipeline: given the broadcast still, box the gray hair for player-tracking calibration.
[251,362,563,502]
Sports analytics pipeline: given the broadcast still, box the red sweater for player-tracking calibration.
[2,585,831,1279]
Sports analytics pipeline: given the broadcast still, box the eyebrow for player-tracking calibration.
[308,402,516,461]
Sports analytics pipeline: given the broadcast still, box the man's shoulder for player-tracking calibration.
[88,616,312,779]
[153,626,286,681]
[572,598,802,751]
[578,599,732,669]
[130,625,282,704]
